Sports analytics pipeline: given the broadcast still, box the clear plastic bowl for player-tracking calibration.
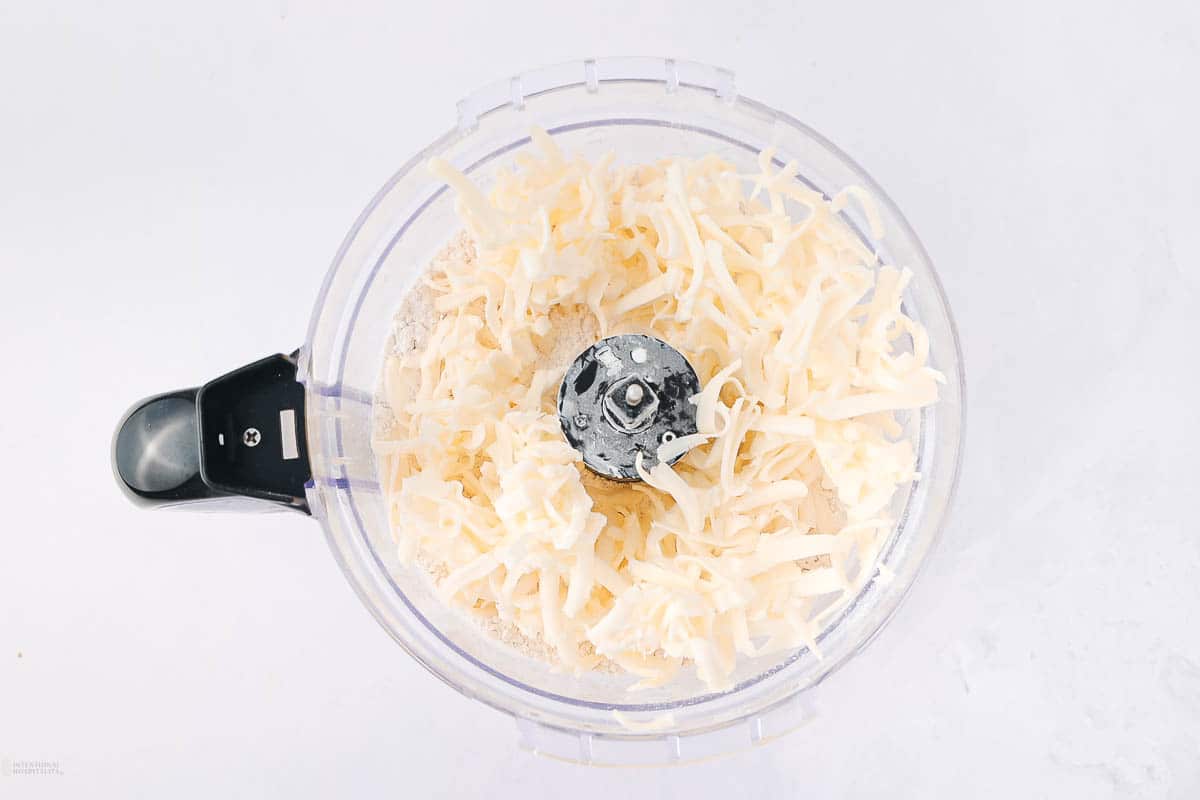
[297,58,964,764]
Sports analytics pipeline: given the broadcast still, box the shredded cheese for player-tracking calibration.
[374,130,941,691]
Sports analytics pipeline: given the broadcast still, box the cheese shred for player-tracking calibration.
[374,129,940,691]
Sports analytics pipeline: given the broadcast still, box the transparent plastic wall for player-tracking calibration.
[298,58,964,763]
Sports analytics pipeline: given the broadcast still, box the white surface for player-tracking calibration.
[1,1,1197,796]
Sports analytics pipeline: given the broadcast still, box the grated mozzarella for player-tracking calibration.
[374,129,941,690]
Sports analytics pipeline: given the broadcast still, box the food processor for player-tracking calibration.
[112,57,964,764]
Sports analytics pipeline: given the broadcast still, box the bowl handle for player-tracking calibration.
[112,352,311,514]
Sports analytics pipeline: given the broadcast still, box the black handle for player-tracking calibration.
[113,353,312,514]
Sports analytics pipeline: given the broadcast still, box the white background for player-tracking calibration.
[2,1,1198,797]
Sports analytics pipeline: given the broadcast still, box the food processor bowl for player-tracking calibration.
[113,58,964,764]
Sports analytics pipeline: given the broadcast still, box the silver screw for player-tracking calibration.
[242,427,261,447]
[573,414,589,429]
